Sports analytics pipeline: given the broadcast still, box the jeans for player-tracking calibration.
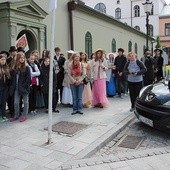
[70,84,84,112]
[0,86,8,117]
[14,89,29,118]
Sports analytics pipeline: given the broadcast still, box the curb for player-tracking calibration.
[59,147,170,170]
[72,113,135,160]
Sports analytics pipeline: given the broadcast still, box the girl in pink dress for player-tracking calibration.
[91,49,109,108]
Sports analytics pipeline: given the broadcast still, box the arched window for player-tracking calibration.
[134,5,140,17]
[149,25,153,36]
[112,39,116,52]
[134,26,140,31]
[134,43,138,54]
[128,41,132,52]
[94,3,106,13]
[85,32,92,58]
[115,8,121,19]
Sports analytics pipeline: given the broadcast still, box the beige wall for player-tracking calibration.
[159,17,170,47]
[73,10,147,57]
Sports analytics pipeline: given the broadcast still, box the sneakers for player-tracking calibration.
[20,117,27,122]
[0,116,8,122]
[10,117,18,122]
[30,110,37,116]
[2,117,8,121]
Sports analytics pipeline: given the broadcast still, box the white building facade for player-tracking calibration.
[82,0,167,39]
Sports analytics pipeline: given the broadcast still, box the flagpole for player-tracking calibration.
[48,0,57,144]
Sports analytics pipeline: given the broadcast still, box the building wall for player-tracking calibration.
[72,7,147,57]
[159,17,170,47]
[82,0,165,38]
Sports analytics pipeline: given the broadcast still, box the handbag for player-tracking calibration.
[83,76,90,85]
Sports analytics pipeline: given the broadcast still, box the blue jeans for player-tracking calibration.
[70,84,84,112]
[14,89,29,118]
[0,86,8,117]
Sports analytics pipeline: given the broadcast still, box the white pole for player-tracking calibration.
[48,0,57,144]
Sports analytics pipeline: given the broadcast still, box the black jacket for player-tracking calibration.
[114,55,127,75]
[10,66,31,96]
[39,64,57,94]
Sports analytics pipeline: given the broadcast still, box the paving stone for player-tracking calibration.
[16,152,54,166]
[47,151,73,162]
[45,160,63,169]
[3,158,31,170]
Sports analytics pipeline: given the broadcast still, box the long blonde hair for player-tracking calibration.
[0,54,11,79]
[13,52,28,72]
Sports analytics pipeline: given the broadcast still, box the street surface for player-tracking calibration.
[93,119,170,157]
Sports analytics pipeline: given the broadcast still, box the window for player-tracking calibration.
[149,25,153,36]
[117,0,120,4]
[150,4,154,15]
[165,23,170,36]
[85,32,92,58]
[94,3,106,13]
[112,39,116,52]
[134,26,140,31]
[134,5,140,17]
[134,43,138,54]
[128,41,132,52]
[115,8,121,19]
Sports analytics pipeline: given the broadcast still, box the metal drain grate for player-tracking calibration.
[45,121,88,137]
[118,135,144,149]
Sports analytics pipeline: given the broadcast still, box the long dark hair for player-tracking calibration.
[0,54,11,79]
[13,52,28,72]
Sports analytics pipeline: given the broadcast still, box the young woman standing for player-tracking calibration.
[124,52,146,112]
[68,52,86,115]
[91,49,109,108]
[0,54,11,122]
[10,52,31,122]
[80,52,92,108]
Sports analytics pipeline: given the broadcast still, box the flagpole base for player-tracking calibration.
[47,139,52,144]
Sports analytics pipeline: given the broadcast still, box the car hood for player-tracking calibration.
[140,81,170,105]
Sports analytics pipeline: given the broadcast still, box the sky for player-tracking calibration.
[165,0,170,5]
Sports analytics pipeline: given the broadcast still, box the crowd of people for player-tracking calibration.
[0,45,169,122]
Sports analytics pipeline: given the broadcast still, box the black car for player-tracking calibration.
[134,81,170,133]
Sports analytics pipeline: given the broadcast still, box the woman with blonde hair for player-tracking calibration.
[10,52,31,122]
[106,53,116,97]
[68,52,86,114]
[91,48,109,108]
[80,52,92,108]
[123,52,146,112]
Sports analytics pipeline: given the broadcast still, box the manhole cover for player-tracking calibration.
[118,135,144,149]
[45,121,88,137]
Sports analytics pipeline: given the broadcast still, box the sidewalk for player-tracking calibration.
[0,96,140,169]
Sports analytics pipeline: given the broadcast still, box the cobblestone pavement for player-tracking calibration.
[93,119,170,157]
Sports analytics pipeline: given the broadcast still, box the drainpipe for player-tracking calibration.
[131,1,132,27]
[68,1,76,50]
